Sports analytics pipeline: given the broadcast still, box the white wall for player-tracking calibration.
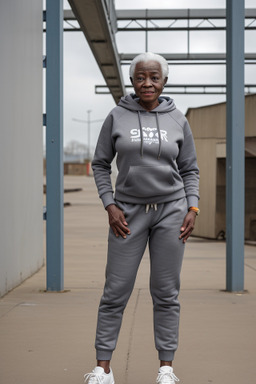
[0,1,43,297]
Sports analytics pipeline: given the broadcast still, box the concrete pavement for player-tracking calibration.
[0,175,255,384]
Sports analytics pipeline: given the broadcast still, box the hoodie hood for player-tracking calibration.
[118,93,176,159]
[118,93,176,113]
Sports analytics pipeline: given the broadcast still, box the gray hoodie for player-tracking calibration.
[92,94,199,209]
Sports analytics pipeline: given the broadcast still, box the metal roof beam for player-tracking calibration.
[120,53,256,62]
[64,9,76,20]
[68,0,125,104]
[117,26,256,31]
[95,84,256,95]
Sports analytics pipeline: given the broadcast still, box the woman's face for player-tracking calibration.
[131,60,167,110]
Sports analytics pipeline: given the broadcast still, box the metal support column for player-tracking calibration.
[46,0,64,291]
[226,0,245,291]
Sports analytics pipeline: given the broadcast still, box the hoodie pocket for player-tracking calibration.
[123,165,175,197]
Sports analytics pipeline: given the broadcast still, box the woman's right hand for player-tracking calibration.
[106,204,131,239]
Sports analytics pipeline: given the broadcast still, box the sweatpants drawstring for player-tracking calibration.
[145,204,158,213]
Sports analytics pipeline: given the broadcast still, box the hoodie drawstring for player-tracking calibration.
[145,204,158,213]
[156,112,162,159]
[137,110,144,158]
[137,111,162,159]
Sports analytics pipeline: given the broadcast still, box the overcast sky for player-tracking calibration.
[55,0,256,152]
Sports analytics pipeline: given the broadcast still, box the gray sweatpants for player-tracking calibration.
[95,197,187,362]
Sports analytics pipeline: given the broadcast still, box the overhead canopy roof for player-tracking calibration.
[68,0,125,104]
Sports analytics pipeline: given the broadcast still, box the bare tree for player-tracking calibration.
[64,140,87,156]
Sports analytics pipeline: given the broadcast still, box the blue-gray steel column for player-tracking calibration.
[46,0,64,291]
[226,0,245,291]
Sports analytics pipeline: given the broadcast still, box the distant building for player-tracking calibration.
[63,154,86,163]
[43,154,91,176]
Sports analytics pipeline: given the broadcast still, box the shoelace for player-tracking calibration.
[156,371,180,383]
[84,372,105,384]
[145,203,158,213]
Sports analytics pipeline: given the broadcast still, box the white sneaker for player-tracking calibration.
[156,366,180,384]
[84,367,115,384]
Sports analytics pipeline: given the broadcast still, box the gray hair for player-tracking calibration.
[129,52,169,80]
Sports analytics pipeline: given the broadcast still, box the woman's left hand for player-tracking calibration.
[179,210,197,243]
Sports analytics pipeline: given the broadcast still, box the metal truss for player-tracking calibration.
[116,9,256,31]
[116,9,256,63]
[64,8,256,31]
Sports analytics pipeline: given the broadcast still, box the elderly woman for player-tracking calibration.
[85,52,200,384]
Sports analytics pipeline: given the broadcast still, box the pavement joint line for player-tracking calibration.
[245,262,256,272]
[0,302,24,319]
